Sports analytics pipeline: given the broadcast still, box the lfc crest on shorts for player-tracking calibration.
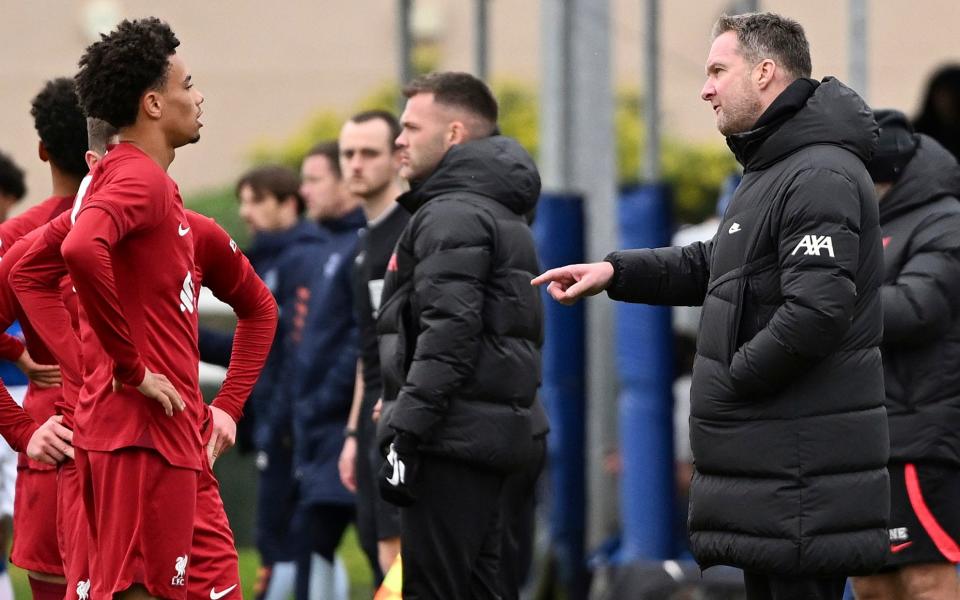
[76,580,91,600]
[172,554,188,586]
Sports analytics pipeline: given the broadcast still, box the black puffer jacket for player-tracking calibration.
[879,135,960,465]
[605,78,889,576]
[376,136,545,472]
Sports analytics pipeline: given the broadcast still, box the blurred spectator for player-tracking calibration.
[300,141,350,224]
[852,110,960,600]
[336,110,406,584]
[289,140,365,600]
[914,65,960,160]
[0,152,26,221]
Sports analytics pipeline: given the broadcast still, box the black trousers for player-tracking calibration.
[743,571,846,600]
[498,438,545,600]
[401,455,506,600]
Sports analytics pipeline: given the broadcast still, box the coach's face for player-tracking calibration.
[396,93,453,183]
[159,53,204,147]
[701,31,763,136]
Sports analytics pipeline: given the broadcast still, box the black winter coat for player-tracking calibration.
[605,78,889,576]
[879,135,960,465]
[376,136,546,472]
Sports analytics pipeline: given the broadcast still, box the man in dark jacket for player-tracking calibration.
[535,13,888,600]
[376,72,544,599]
[851,111,960,600]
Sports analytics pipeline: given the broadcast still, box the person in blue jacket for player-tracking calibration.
[285,141,365,600]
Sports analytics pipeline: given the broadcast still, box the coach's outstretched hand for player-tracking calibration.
[531,261,615,305]
[16,349,61,389]
[137,369,186,416]
[27,415,73,465]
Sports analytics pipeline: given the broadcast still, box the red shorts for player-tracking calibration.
[57,460,90,600]
[189,459,241,600]
[77,447,198,600]
[10,463,63,575]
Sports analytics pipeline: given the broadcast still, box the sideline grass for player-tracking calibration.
[9,528,374,599]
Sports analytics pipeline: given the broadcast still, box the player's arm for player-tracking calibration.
[192,215,278,460]
[0,229,61,389]
[338,360,364,492]
[729,168,862,395]
[0,334,24,364]
[882,211,960,344]
[9,218,83,396]
[61,190,183,415]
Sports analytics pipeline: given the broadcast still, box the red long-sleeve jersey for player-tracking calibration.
[0,194,76,362]
[59,143,203,469]
[0,194,73,257]
[0,194,77,455]
[12,208,277,450]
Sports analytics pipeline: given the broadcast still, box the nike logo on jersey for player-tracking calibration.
[791,234,835,258]
[890,541,913,554]
[728,222,741,234]
[210,584,238,599]
[178,224,191,236]
[385,443,405,487]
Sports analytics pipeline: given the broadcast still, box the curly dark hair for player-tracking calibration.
[75,17,180,128]
[0,152,26,200]
[31,77,89,179]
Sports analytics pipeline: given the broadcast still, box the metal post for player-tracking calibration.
[848,0,868,100]
[569,0,619,574]
[642,0,661,183]
[540,0,573,190]
[397,0,414,86]
[474,0,488,81]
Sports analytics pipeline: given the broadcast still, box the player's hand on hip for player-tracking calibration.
[339,435,358,492]
[26,415,74,465]
[16,350,62,389]
[137,369,185,416]
[206,405,236,467]
[531,261,615,305]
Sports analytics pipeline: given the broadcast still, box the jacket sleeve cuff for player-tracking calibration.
[603,253,624,299]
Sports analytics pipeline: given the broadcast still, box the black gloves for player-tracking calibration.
[379,431,420,507]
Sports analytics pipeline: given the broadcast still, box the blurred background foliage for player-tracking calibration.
[185,81,736,248]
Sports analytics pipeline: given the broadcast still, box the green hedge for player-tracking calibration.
[187,81,737,244]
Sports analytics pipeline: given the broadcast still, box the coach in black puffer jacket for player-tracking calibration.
[870,117,960,466]
[605,77,889,576]
[376,135,545,471]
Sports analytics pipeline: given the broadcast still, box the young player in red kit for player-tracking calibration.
[8,115,278,598]
[61,17,210,599]
[0,76,88,600]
